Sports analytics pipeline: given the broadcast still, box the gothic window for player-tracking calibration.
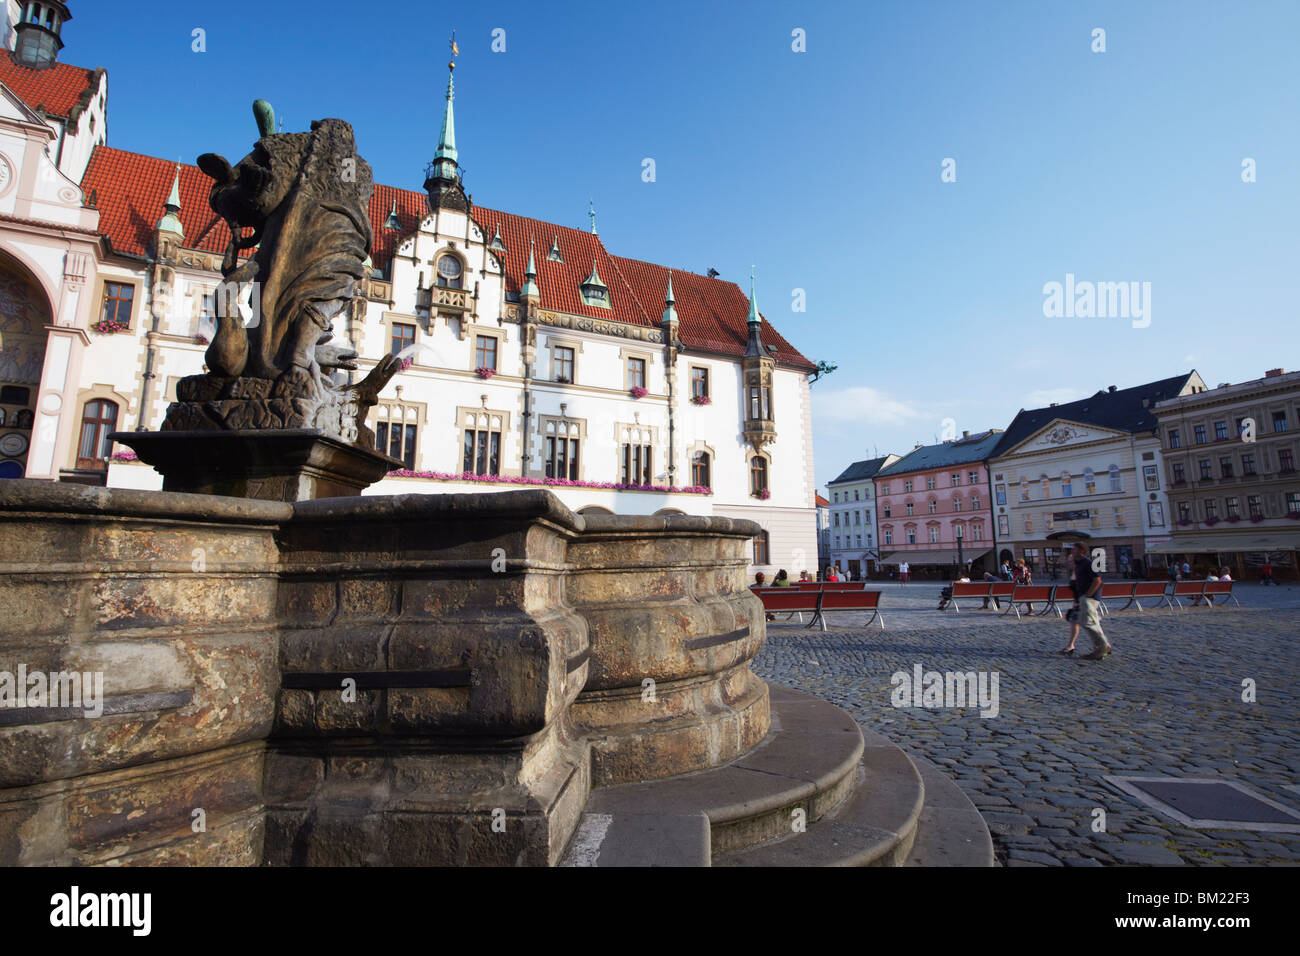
[749,455,768,496]
[545,436,579,480]
[378,420,418,470]
[622,443,652,485]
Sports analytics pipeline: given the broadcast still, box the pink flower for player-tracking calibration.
[476,367,496,379]
[630,386,648,399]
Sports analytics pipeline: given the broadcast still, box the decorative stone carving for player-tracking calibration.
[161,102,398,449]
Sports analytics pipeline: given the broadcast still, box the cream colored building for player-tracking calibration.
[987,374,1204,579]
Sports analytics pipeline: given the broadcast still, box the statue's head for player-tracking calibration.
[197,133,308,235]
[196,111,372,248]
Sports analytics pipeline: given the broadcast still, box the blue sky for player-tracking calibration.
[67,0,1300,489]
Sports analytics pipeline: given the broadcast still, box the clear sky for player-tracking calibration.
[64,0,1300,490]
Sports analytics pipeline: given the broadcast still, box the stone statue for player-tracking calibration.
[162,101,398,447]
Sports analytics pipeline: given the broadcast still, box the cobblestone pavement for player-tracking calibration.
[751,582,1300,866]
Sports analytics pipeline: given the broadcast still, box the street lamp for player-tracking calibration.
[955,523,965,574]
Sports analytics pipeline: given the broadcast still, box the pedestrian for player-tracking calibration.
[773,569,791,587]
[900,561,910,585]
[1261,560,1275,586]
[1060,561,1082,655]
[1070,541,1112,660]
[798,570,810,582]
[1181,561,1191,579]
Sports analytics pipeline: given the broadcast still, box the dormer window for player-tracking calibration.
[436,254,463,289]
[547,236,564,263]
[579,261,610,309]
[487,224,506,254]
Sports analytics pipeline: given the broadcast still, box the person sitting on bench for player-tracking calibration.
[937,575,971,610]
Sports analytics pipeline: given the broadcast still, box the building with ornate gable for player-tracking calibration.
[0,5,820,577]
[986,373,1206,579]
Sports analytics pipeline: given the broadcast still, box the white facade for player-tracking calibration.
[0,34,821,580]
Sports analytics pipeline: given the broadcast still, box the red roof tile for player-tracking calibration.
[815,493,830,506]
[81,147,233,258]
[82,146,813,368]
[0,53,99,119]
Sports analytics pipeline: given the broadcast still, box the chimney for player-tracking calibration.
[961,430,970,438]
[1265,368,1284,378]
[1049,402,1057,407]
[1108,385,1117,393]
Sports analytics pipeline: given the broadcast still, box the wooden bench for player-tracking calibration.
[1095,581,1134,615]
[751,587,884,630]
[945,582,991,611]
[1199,580,1240,608]
[796,581,865,591]
[751,587,820,625]
[1165,580,1207,610]
[1001,584,1061,619]
[815,590,885,630]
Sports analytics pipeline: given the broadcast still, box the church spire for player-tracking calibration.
[424,32,469,212]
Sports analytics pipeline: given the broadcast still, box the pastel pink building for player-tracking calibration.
[874,430,1003,578]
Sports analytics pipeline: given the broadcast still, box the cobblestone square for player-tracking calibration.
[752,582,1300,866]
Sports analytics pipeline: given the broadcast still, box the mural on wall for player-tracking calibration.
[0,254,51,477]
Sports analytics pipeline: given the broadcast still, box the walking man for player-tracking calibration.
[900,560,910,585]
[1071,541,1112,661]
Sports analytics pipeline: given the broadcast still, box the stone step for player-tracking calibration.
[713,727,926,867]
[904,753,996,867]
[560,685,864,866]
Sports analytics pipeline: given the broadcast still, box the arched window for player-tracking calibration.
[1083,467,1096,494]
[691,451,711,489]
[76,399,118,470]
[749,456,768,496]
[435,254,464,289]
[970,492,980,510]
[952,496,962,512]
[1108,464,1122,493]
[1040,474,1050,498]
[753,529,770,565]
[928,498,937,514]
[1061,472,1072,497]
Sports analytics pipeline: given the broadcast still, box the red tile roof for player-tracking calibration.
[815,493,830,507]
[0,53,100,119]
[81,146,814,368]
[81,147,234,259]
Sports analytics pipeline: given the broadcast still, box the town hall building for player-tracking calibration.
[0,3,820,578]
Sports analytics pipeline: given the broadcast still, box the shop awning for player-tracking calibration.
[1143,529,1300,553]
[879,548,991,566]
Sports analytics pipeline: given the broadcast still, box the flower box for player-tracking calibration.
[397,357,414,371]
[108,450,139,462]
[1204,516,1220,526]
[629,386,648,399]
[92,318,128,335]
[690,395,712,406]
[193,334,210,346]
[1287,511,1300,520]
[554,376,570,385]
[1249,514,1265,523]
[1177,518,1192,526]
[1225,515,1241,523]
[475,367,495,379]
[385,468,711,495]
[754,488,771,500]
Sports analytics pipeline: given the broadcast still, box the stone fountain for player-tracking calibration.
[0,106,991,866]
